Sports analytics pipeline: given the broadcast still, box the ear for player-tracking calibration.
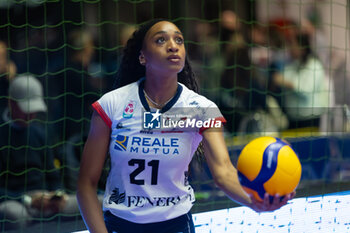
[139,51,146,66]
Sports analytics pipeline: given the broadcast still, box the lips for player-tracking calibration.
[167,55,181,62]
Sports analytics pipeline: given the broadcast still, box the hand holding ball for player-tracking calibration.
[237,136,302,202]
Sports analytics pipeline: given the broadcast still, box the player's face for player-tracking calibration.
[141,21,186,75]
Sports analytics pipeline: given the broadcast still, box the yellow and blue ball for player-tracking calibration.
[237,136,302,202]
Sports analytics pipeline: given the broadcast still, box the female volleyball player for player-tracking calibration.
[77,19,295,233]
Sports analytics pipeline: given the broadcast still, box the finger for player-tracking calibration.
[280,193,292,206]
[272,193,280,206]
[250,194,262,208]
[290,191,296,199]
[249,194,265,212]
[263,193,270,209]
[285,191,296,200]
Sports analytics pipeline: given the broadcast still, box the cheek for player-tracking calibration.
[181,59,186,69]
[181,51,186,65]
[146,53,161,65]
[143,48,159,61]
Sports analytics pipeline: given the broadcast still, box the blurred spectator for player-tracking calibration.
[40,29,110,194]
[44,28,101,142]
[300,17,330,72]
[0,75,65,229]
[271,32,330,128]
[10,27,48,76]
[218,10,283,133]
[220,10,246,57]
[249,24,270,69]
[331,53,350,108]
[189,21,223,101]
[267,19,298,94]
[0,75,84,230]
[217,12,290,134]
[106,24,137,90]
[0,41,17,112]
[220,44,288,133]
[300,17,350,133]
[217,10,248,132]
[119,24,137,48]
[301,17,349,107]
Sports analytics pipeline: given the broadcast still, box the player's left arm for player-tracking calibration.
[201,127,295,212]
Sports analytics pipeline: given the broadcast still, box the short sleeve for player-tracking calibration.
[92,92,115,129]
[198,100,226,134]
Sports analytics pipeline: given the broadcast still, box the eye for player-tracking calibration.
[175,37,184,44]
[155,37,166,44]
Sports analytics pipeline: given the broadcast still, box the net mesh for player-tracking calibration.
[0,0,349,232]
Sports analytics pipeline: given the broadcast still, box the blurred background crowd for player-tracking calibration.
[0,0,349,231]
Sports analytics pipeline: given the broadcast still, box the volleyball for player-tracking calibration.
[237,136,302,202]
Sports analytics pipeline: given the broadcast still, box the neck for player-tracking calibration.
[143,72,178,107]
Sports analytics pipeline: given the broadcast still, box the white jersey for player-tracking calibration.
[92,79,225,224]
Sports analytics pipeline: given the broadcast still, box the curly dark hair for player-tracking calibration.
[114,19,199,93]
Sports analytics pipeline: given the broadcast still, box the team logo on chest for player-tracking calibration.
[113,135,180,155]
[115,135,129,151]
[123,101,136,118]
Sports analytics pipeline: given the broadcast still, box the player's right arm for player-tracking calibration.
[77,110,110,233]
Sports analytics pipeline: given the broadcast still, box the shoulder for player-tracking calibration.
[93,81,140,124]
[179,83,218,108]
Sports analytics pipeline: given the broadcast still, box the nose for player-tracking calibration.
[167,39,179,53]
